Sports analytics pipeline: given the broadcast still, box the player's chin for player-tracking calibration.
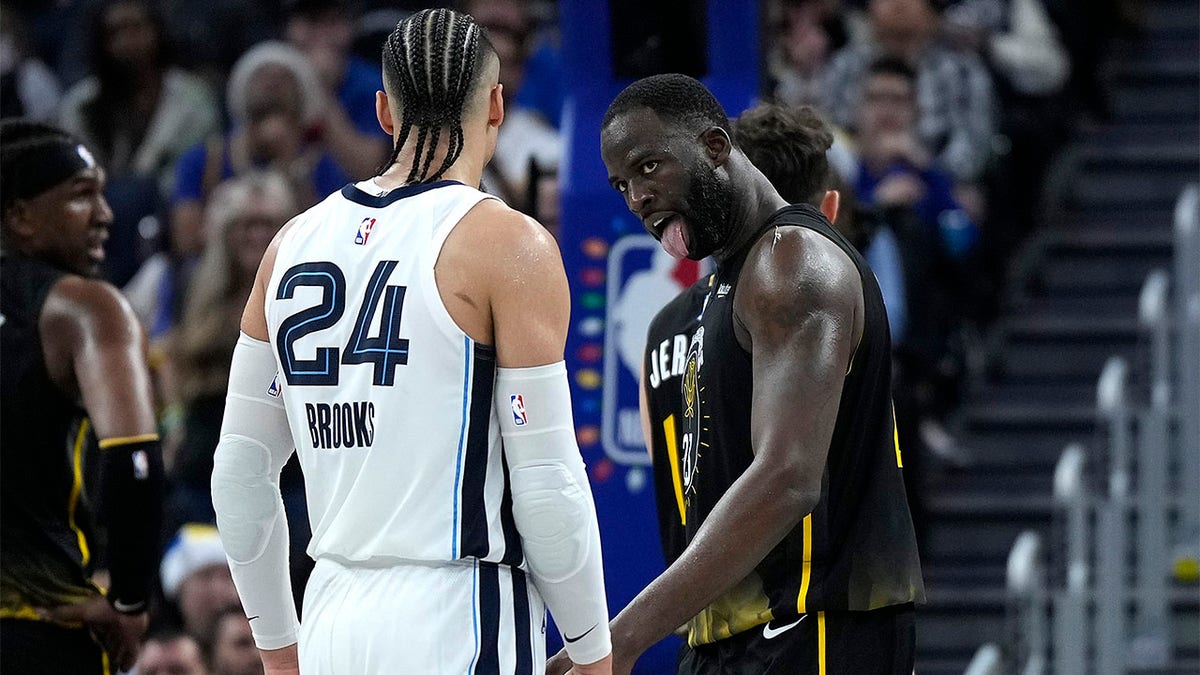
[80,257,104,278]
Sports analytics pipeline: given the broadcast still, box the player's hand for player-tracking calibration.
[570,652,614,675]
[259,643,300,675]
[37,597,147,671]
[548,649,624,675]
[546,648,573,675]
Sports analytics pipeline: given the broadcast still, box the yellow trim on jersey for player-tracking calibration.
[818,611,827,675]
[97,433,159,449]
[662,415,686,525]
[101,649,111,675]
[797,514,813,613]
[891,401,903,468]
[0,605,45,621]
[68,419,92,567]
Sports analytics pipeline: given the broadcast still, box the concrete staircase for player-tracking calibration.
[914,1,1200,671]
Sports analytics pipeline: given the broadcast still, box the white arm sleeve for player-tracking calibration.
[211,333,300,650]
[494,362,611,665]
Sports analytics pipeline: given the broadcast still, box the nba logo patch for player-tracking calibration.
[510,395,528,426]
[267,375,282,398]
[354,217,377,245]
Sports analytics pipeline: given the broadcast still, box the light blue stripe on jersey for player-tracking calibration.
[452,336,471,558]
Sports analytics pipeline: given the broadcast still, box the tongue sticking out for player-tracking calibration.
[660,218,689,259]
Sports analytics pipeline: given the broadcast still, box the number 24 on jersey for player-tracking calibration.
[275,260,410,387]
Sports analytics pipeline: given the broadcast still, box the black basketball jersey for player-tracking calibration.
[1,254,102,617]
[643,204,924,646]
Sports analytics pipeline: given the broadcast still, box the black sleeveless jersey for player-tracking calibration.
[1,254,101,617]
[643,204,924,646]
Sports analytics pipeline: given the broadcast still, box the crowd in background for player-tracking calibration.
[0,0,1136,671]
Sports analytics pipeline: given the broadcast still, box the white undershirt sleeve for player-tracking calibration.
[494,361,611,665]
[211,333,300,650]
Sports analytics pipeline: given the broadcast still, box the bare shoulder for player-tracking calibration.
[451,194,566,289]
[462,198,561,262]
[735,225,862,331]
[43,275,141,341]
[259,214,307,278]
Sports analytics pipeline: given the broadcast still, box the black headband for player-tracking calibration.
[6,140,98,204]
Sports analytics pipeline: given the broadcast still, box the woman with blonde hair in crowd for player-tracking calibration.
[161,171,299,535]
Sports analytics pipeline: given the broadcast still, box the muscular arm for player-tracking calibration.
[43,277,158,440]
[40,278,163,666]
[608,228,863,663]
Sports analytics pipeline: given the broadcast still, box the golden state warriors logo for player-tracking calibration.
[680,326,704,495]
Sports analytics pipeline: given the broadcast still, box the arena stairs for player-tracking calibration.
[914,1,1200,672]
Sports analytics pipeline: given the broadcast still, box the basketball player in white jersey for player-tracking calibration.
[209,9,612,675]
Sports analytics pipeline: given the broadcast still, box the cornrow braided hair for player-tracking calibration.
[380,8,491,184]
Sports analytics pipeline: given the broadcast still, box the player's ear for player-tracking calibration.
[701,126,732,167]
[376,90,395,136]
[820,189,840,222]
[489,83,505,130]
[4,200,37,241]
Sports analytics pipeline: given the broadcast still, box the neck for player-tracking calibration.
[711,154,790,265]
[374,132,488,191]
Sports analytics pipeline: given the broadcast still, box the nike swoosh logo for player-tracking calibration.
[761,615,806,640]
[563,623,598,644]
[247,615,260,622]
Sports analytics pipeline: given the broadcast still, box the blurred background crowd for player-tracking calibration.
[1,0,1161,672]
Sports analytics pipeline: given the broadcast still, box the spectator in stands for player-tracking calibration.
[56,0,218,288]
[157,0,277,94]
[207,607,263,675]
[58,0,218,194]
[169,42,341,262]
[509,0,566,130]
[942,0,1072,314]
[0,4,62,122]
[853,57,978,260]
[137,629,210,675]
[767,0,844,109]
[134,41,343,341]
[464,0,562,224]
[283,0,388,179]
[824,0,996,187]
[853,55,977,468]
[159,524,241,642]
[157,172,299,534]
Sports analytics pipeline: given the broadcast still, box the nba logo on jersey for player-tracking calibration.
[354,217,377,245]
[267,375,282,398]
[510,395,528,426]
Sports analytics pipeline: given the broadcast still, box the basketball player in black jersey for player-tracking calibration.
[1,120,165,673]
[551,76,924,675]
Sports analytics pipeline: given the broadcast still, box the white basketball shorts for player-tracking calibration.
[299,556,546,674]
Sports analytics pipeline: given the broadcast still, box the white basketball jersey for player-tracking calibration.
[265,180,524,568]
